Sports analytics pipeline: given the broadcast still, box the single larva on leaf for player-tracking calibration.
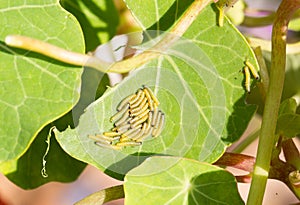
[244,66,251,93]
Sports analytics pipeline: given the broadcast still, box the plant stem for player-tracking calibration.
[214,152,255,172]
[231,128,260,154]
[247,1,300,204]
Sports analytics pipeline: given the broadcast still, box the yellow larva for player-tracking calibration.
[95,142,122,150]
[153,111,162,129]
[143,86,159,107]
[115,141,142,148]
[117,117,132,128]
[121,128,142,141]
[134,108,150,119]
[143,87,154,111]
[130,91,145,108]
[130,109,149,124]
[122,124,142,137]
[151,108,159,127]
[117,94,135,111]
[152,113,165,137]
[89,134,120,142]
[244,66,251,93]
[129,89,143,105]
[103,131,120,137]
[114,110,130,127]
[217,4,224,27]
[244,60,260,80]
[94,141,113,148]
[147,110,153,125]
[138,97,148,111]
[88,136,111,145]
[131,114,149,128]
[115,123,131,133]
[110,103,129,122]
[132,122,147,141]
[130,101,148,117]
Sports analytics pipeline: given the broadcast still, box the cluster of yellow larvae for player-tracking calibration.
[89,86,165,149]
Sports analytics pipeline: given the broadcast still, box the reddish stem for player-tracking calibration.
[214,152,255,172]
[282,139,300,169]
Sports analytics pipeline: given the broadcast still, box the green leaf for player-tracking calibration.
[75,185,124,205]
[0,1,84,162]
[276,98,300,138]
[261,51,300,100]
[278,98,297,116]
[124,0,177,29]
[0,160,17,175]
[289,18,300,31]
[124,156,244,205]
[5,125,86,189]
[276,113,300,138]
[2,67,109,189]
[55,5,256,179]
[61,0,119,51]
